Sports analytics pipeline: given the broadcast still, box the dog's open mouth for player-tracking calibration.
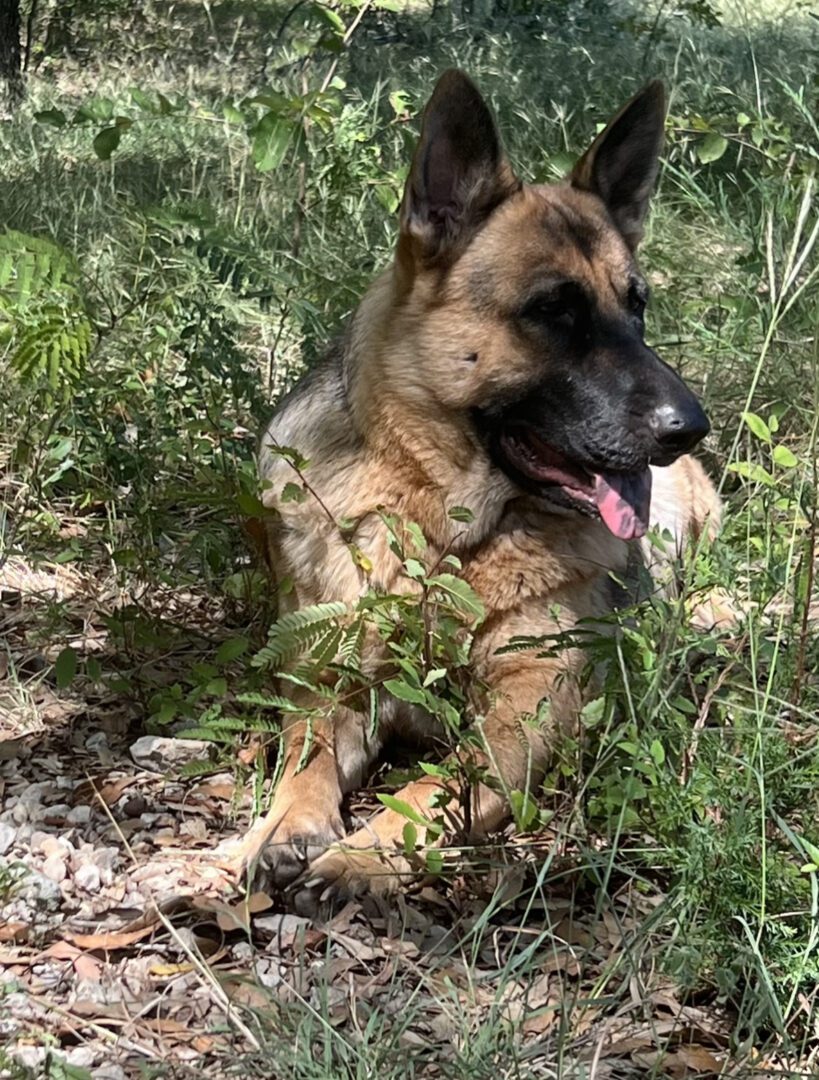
[499,425,652,541]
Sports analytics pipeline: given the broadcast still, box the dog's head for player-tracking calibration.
[389,71,709,541]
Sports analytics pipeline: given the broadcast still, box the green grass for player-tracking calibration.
[1,0,818,1075]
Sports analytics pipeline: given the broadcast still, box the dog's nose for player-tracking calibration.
[649,400,710,457]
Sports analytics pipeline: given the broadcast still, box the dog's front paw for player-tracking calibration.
[240,810,345,891]
[289,842,413,917]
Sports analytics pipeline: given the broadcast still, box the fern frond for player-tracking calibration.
[11,304,92,393]
[0,230,79,307]
[252,601,348,669]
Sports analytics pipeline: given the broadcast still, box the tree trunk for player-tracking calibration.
[0,0,23,113]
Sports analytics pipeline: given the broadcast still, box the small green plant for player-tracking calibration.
[246,471,491,852]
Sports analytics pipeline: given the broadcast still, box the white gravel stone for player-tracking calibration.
[65,1046,98,1068]
[74,863,101,893]
[130,735,211,771]
[255,913,310,937]
[18,782,51,807]
[89,846,119,885]
[17,868,63,908]
[39,835,73,858]
[85,732,109,754]
[12,1046,46,1070]
[42,854,67,883]
[92,1066,127,1080]
[67,804,92,825]
[0,821,15,855]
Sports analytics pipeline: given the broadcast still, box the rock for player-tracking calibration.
[74,863,101,893]
[67,804,92,826]
[255,958,284,989]
[0,821,15,855]
[17,782,51,808]
[11,1046,46,1070]
[123,794,148,817]
[39,802,72,824]
[85,732,109,754]
[93,1066,127,1080]
[39,835,73,858]
[89,846,119,885]
[130,735,211,772]
[232,940,253,962]
[41,854,67,883]
[255,913,310,938]
[65,1046,97,1069]
[16,868,63,909]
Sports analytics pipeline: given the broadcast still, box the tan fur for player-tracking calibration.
[236,74,731,907]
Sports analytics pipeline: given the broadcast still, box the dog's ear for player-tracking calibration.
[570,81,666,250]
[398,70,519,267]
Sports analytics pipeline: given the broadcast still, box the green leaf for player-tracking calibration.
[215,636,250,664]
[93,127,121,160]
[280,481,307,503]
[727,461,774,486]
[402,821,417,854]
[223,103,245,125]
[510,789,539,831]
[422,668,447,687]
[312,2,346,33]
[252,113,296,172]
[742,411,771,443]
[425,849,444,874]
[580,697,606,728]
[55,646,77,689]
[156,92,176,115]
[236,492,265,515]
[649,739,665,766]
[404,521,428,552]
[35,109,67,127]
[772,444,798,468]
[129,87,156,111]
[426,573,485,624]
[801,838,819,867]
[448,505,475,523]
[377,794,431,827]
[403,558,425,580]
[697,133,728,163]
[384,678,428,707]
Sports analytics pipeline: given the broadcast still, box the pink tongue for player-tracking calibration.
[594,469,653,540]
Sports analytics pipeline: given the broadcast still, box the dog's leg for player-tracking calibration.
[290,645,578,912]
[235,694,381,889]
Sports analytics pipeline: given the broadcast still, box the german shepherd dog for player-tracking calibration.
[239,72,724,912]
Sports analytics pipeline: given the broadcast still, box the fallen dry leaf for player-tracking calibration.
[0,922,30,943]
[73,953,103,981]
[676,1044,725,1073]
[191,779,236,801]
[63,897,187,950]
[149,961,194,977]
[192,889,274,933]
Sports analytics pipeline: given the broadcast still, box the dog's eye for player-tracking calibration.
[522,284,584,330]
[627,281,648,320]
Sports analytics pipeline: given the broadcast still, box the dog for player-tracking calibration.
[239,71,725,911]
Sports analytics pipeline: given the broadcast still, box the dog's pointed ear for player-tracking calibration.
[570,81,666,250]
[398,70,519,267]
